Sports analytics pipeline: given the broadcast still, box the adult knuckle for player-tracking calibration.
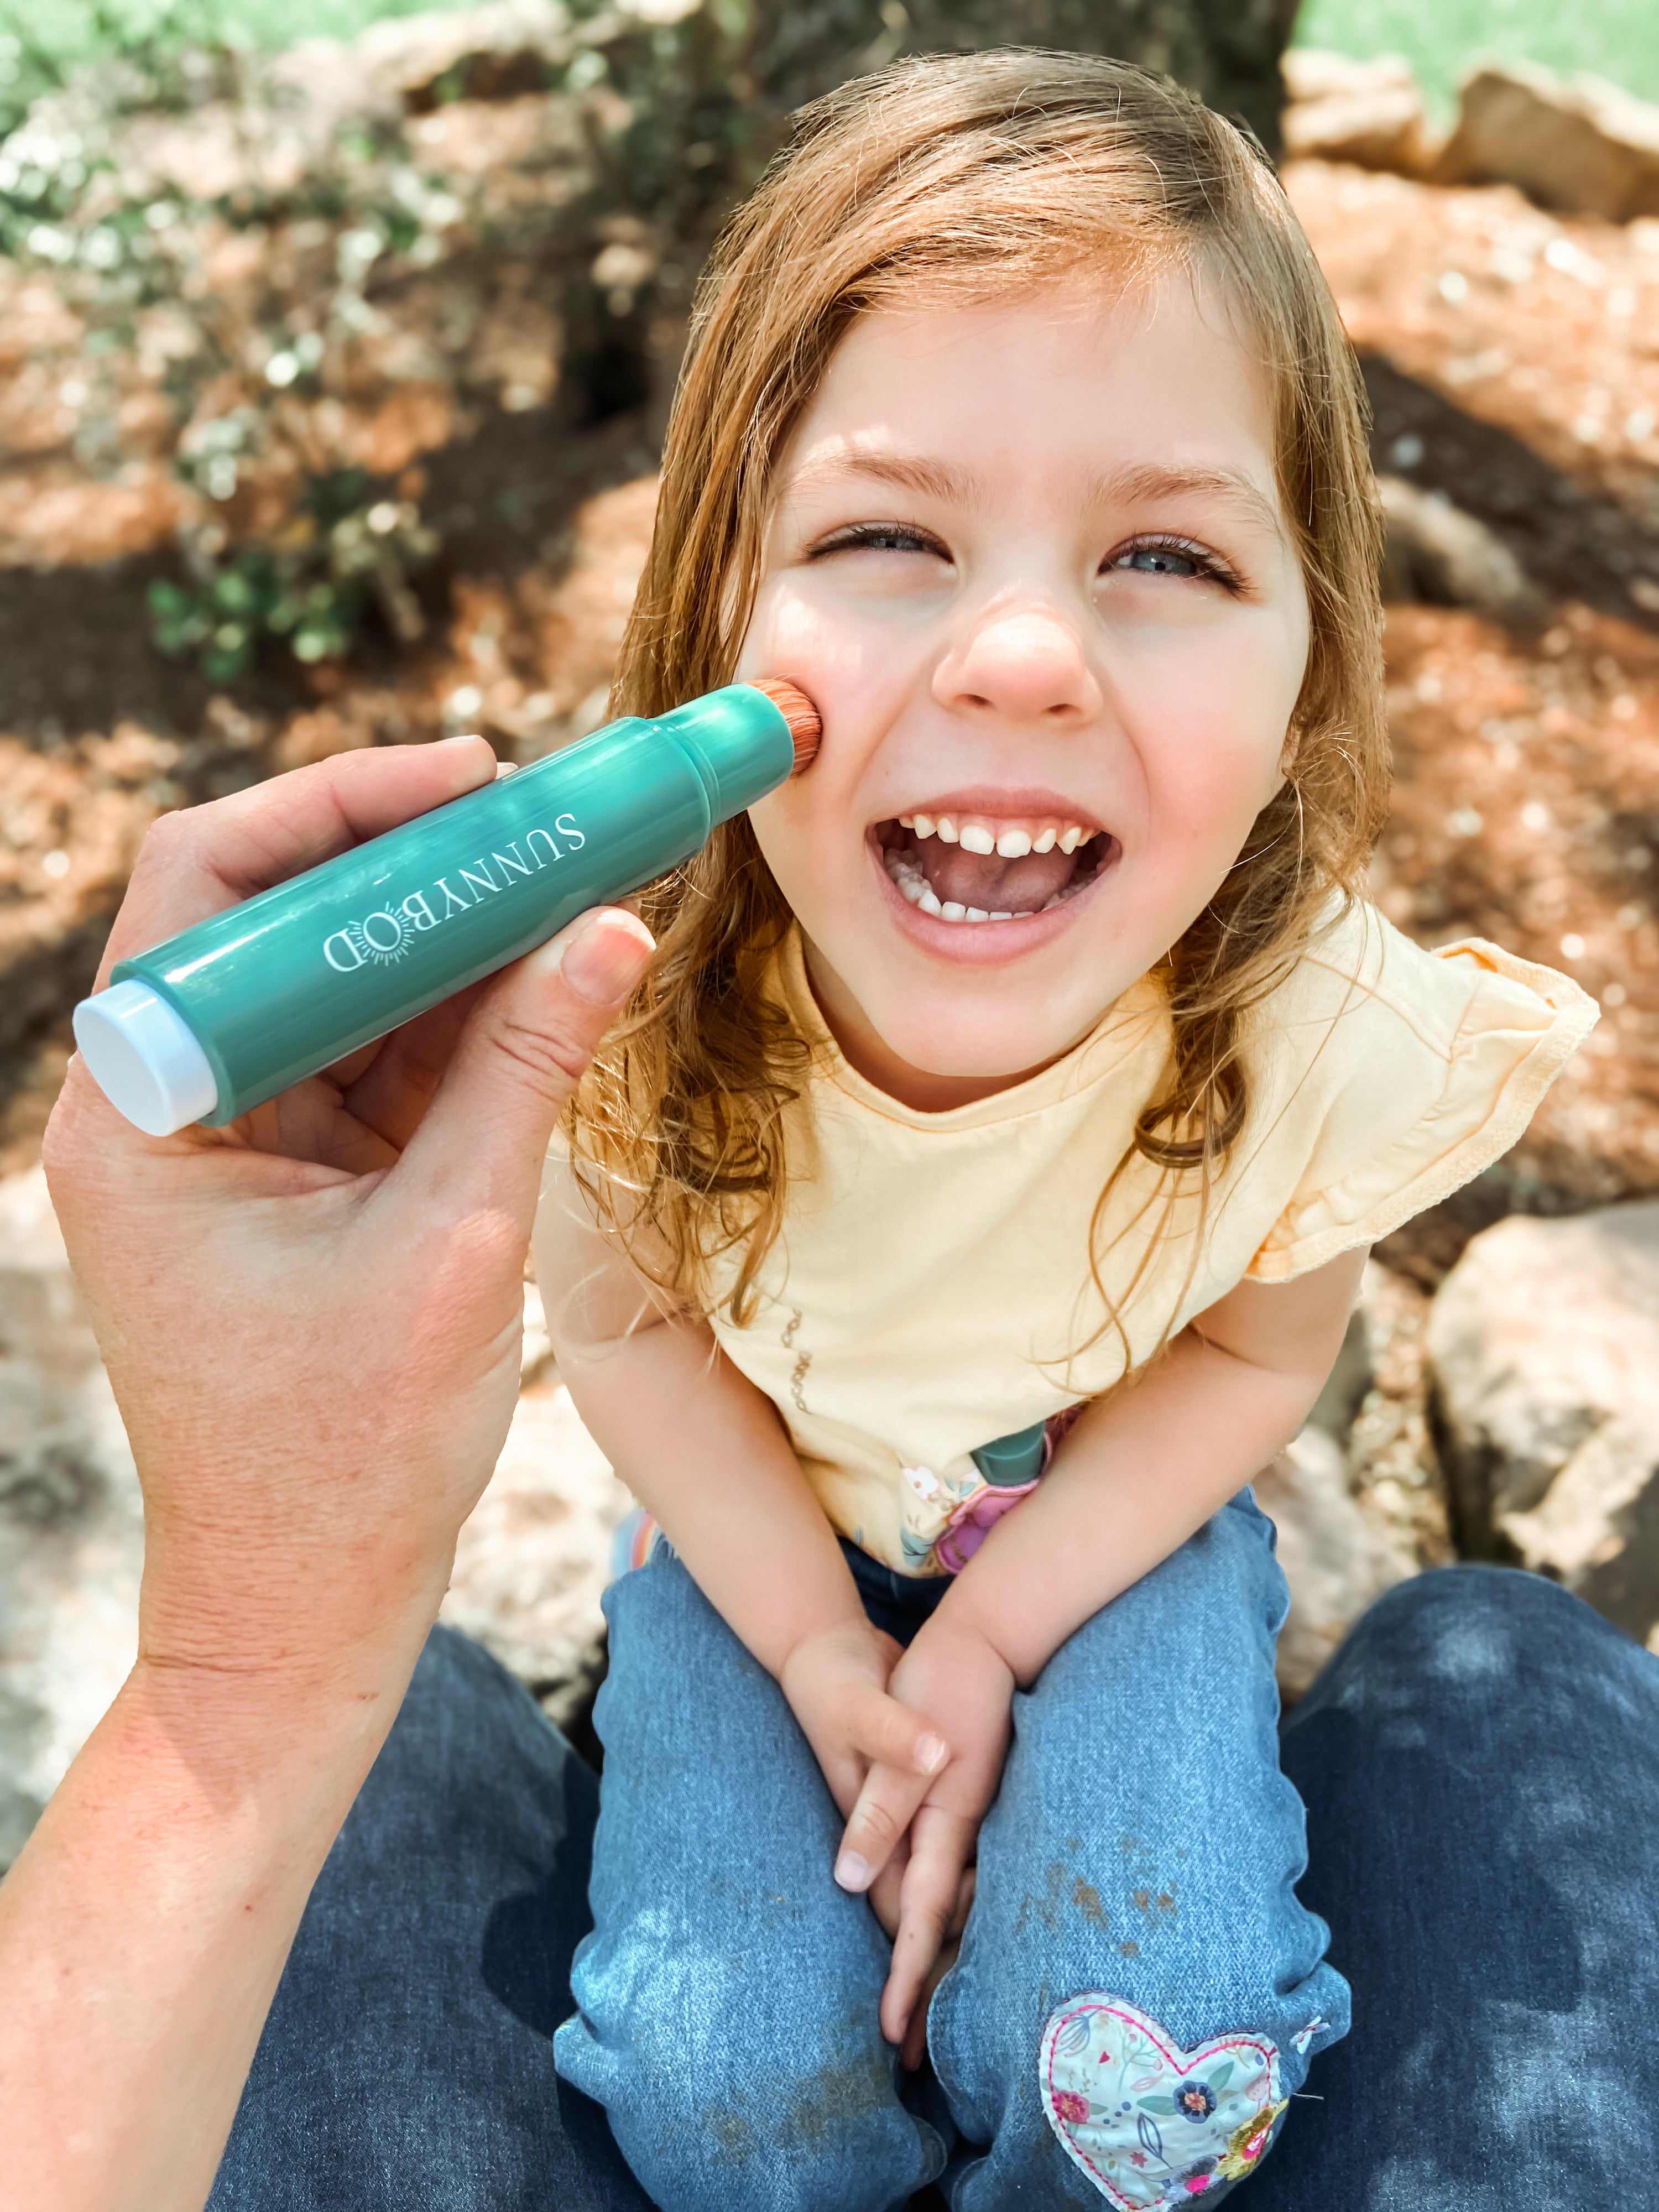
[488,1010,588,1094]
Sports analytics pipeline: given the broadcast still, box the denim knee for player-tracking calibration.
[554,1553,945,2211]
[1288,1561,1653,1746]
[930,1498,1348,2209]
[557,1986,942,2212]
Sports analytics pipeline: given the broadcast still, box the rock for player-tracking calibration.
[1343,1261,1455,1571]
[1281,49,1433,176]
[440,1377,633,1738]
[1303,1301,1373,1442]
[1427,1203,1659,1650]
[1376,474,1543,624]
[1256,1426,1418,1701]
[1438,62,1659,223]
[0,1167,143,1872]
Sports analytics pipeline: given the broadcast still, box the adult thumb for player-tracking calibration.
[399,905,654,1225]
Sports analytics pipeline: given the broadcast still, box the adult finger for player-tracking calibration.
[881,1805,979,2048]
[332,980,491,1151]
[100,739,498,982]
[395,906,654,1232]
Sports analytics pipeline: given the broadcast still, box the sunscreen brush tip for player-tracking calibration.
[747,678,822,773]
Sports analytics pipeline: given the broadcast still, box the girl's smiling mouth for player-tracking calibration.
[872,793,1118,928]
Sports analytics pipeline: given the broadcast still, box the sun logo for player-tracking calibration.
[345,911,412,966]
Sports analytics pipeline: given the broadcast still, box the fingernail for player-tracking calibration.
[559,914,653,1006]
[916,1733,948,1775]
[834,1850,869,1891]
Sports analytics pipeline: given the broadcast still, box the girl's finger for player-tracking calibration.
[947,1864,977,1938]
[880,1806,976,2045]
[866,1850,907,1941]
[833,1758,932,1892]
[845,1681,950,1780]
[900,1939,961,2073]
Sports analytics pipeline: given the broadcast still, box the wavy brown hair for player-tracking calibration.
[567,48,1390,1329]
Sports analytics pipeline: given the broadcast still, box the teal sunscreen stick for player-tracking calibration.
[72,679,820,1135]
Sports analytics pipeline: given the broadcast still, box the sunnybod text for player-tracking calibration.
[321,812,588,972]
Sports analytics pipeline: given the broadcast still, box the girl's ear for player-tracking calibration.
[1278,724,1302,778]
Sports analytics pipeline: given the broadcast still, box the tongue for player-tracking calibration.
[920,839,1082,914]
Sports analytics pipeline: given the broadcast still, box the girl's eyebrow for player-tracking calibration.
[1089,461,1286,541]
[784,451,1286,542]
[786,451,978,505]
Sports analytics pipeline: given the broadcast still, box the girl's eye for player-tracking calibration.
[1103,536,1235,588]
[808,521,950,561]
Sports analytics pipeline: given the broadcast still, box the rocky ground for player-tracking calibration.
[4,20,1659,1854]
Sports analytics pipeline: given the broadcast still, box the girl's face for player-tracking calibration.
[737,272,1310,1110]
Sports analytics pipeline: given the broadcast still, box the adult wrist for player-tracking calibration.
[118,1606,435,1803]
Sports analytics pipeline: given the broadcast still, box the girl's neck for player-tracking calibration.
[800,936,1079,1113]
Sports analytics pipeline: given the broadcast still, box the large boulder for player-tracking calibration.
[1256,1426,1418,1700]
[1437,61,1659,222]
[1281,48,1433,175]
[1376,474,1543,625]
[1427,1202,1659,1650]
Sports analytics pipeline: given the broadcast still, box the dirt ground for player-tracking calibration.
[5,155,1659,1282]
[1286,164,1659,1277]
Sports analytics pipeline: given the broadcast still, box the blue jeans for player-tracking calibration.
[555,1496,1348,2209]
[208,1565,1659,2209]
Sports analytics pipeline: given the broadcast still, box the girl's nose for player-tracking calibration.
[933,604,1103,728]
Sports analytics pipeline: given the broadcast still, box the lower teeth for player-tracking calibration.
[884,851,1095,922]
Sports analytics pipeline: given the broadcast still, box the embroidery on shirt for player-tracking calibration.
[1040,1994,1285,2207]
[780,1308,811,1412]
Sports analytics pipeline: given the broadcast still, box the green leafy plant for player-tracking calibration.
[147,469,439,682]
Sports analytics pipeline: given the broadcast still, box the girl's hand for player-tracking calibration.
[778,1615,951,1848]
[831,1610,1016,2061]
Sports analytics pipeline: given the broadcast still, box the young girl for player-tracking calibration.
[533,51,1594,2212]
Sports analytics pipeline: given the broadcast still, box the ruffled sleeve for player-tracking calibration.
[1245,924,1599,1281]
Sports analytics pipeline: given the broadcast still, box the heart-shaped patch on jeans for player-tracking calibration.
[1039,1995,1286,2206]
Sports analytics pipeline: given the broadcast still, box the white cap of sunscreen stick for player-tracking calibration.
[72,980,220,1136]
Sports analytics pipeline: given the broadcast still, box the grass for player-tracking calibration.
[0,1,434,56]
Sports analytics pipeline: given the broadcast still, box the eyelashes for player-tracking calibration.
[804,520,1243,592]
[807,520,950,560]
[1102,533,1243,592]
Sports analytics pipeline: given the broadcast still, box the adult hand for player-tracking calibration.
[3,738,654,2212]
[50,737,653,1685]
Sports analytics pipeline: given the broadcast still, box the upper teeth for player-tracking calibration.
[899,813,1093,854]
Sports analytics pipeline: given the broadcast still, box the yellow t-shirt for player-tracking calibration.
[690,900,1595,1575]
